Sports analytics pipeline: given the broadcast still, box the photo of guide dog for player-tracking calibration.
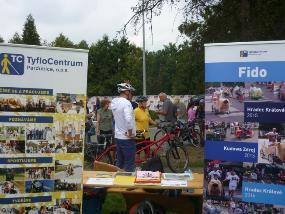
[56,93,85,114]
[0,94,56,113]
[203,199,285,214]
[243,162,285,185]
[205,82,283,123]
[26,140,55,153]
[54,198,81,214]
[258,123,285,164]
[0,125,25,141]
[206,121,258,142]
[0,181,25,194]
[54,179,81,192]
[26,124,55,141]
[0,168,25,181]
[204,160,244,200]
[55,159,82,180]
[25,180,54,193]
[25,206,54,214]
[0,140,25,154]
[25,167,54,180]
[206,82,245,123]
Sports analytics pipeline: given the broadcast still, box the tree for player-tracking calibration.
[0,36,4,43]
[22,14,41,45]
[9,32,22,44]
[77,40,89,49]
[51,33,75,48]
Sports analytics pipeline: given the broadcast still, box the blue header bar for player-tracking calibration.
[206,61,285,82]
[0,116,53,123]
[243,182,285,205]
[0,196,52,204]
[0,87,53,95]
[0,157,53,164]
[205,141,258,162]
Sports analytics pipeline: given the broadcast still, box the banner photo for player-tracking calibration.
[204,41,285,213]
[0,43,88,213]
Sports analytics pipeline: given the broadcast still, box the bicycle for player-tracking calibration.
[155,120,201,148]
[96,125,189,173]
[84,134,113,164]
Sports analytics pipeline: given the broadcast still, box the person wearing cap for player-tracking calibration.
[110,82,136,171]
[134,96,157,139]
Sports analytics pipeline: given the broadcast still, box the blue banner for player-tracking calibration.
[0,157,53,164]
[0,116,53,123]
[0,87,53,95]
[244,102,285,123]
[205,61,285,82]
[205,141,258,162]
[242,182,285,206]
[0,196,52,204]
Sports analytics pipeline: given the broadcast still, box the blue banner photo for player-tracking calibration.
[242,182,285,206]
[244,102,285,123]
[205,140,258,162]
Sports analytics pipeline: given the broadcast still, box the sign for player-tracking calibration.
[204,41,285,213]
[0,43,88,212]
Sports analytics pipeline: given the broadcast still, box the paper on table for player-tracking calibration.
[86,178,113,185]
[161,180,188,187]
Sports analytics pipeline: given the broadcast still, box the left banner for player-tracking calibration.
[0,43,88,213]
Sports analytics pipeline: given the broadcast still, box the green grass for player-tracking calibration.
[102,193,126,213]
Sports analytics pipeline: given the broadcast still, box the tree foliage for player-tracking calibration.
[51,33,75,48]
[22,14,41,45]
[0,36,4,43]
[8,32,22,44]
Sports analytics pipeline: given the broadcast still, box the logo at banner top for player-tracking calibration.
[0,53,24,75]
[240,50,248,57]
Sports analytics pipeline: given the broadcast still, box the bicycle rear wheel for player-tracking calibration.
[166,144,189,173]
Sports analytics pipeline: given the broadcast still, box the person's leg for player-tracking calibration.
[121,139,136,172]
[115,138,124,169]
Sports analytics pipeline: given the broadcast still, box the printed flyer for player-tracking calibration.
[0,43,88,213]
[204,41,285,213]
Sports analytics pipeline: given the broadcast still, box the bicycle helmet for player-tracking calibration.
[136,95,148,102]
[117,83,135,93]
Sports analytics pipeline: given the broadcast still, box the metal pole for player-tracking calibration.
[142,0,146,95]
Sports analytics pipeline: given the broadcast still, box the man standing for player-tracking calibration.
[156,92,176,123]
[173,96,187,122]
[111,83,136,172]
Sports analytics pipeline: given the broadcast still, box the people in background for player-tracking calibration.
[156,92,176,123]
[96,99,113,146]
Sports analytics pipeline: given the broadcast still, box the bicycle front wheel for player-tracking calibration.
[166,144,189,173]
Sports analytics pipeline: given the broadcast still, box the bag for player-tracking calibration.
[141,156,164,173]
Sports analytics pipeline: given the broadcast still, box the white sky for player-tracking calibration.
[0,0,185,51]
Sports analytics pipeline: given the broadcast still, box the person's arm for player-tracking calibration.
[123,103,135,138]
[157,102,168,115]
[96,112,100,135]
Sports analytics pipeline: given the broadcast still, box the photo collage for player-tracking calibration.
[0,92,85,212]
[204,82,285,211]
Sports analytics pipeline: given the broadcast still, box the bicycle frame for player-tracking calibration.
[96,128,180,164]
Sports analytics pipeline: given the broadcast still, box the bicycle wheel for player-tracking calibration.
[166,144,189,173]
[189,129,201,148]
[153,129,167,141]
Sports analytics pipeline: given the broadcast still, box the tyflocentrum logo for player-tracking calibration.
[0,53,24,75]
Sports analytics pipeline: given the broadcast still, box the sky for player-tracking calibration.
[0,0,186,51]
